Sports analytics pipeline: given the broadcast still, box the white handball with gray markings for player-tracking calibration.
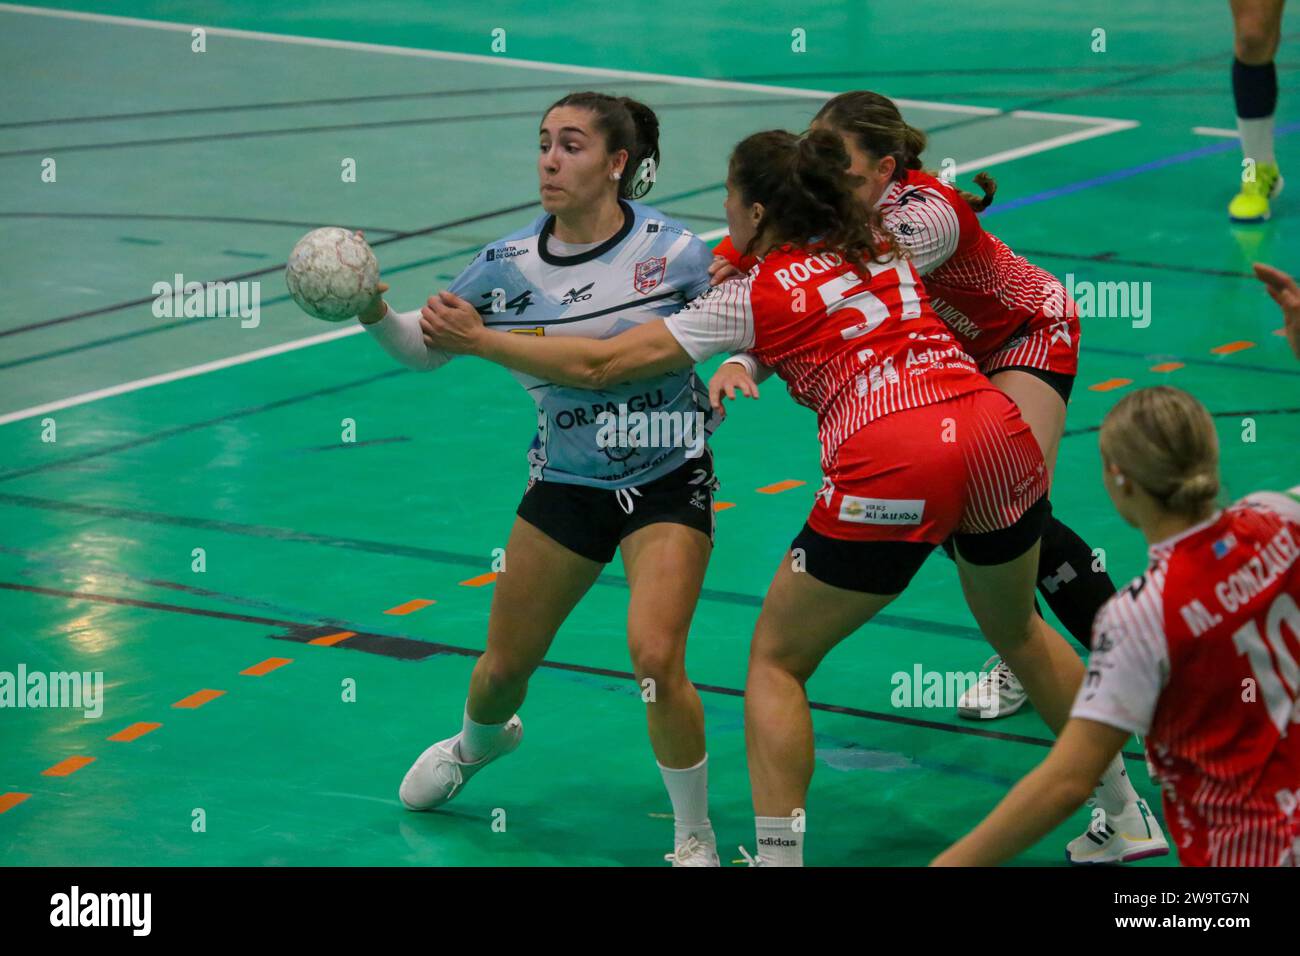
[284,227,379,322]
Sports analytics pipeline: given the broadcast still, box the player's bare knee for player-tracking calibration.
[629,636,686,690]
[1235,25,1278,63]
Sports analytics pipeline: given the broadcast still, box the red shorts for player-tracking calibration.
[809,388,1050,545]
[981,308,1080,380]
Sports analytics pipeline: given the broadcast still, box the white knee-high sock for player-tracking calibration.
[658,754,713,844]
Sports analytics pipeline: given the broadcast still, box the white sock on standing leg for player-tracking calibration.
[755,815,804,866]
[456,702,508,762]
[1094,754,1140,817]
[658,754,713,846]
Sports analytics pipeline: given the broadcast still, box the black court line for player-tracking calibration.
[1,545,359,629]
[1063,407,1300,438]
[0,80,676,130]
[302,436,411,452]
[0,97,821,161]
[1081,344,1300,378]
[0,212,406,234]
[727,65,1289,81]
[0,491,984,642]
[0,580,1138,759]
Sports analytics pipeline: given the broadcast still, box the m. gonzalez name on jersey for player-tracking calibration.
[446,200,717,488]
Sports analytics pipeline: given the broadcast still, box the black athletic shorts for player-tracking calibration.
[792,494,1052,594]
[993,365,1075,404]
[516,451,718,564]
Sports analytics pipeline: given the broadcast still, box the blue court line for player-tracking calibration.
[985,121,1300,218]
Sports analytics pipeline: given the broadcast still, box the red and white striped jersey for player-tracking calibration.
[876,168,1073,363]
[663,244,985,471]
[1071,490,1300,867]
[714,169,1074,365]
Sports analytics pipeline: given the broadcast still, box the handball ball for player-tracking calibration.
[285,227,379,322]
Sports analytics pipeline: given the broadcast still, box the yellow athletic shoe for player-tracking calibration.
[1228,162,1284,223]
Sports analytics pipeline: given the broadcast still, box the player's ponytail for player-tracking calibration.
[617,96,661,200]
[543,92,661,200]
[728,128,900,272]
[815,90,998,214]
[1099,386,1221,518]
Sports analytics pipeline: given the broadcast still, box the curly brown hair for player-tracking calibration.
[728,128,900,272]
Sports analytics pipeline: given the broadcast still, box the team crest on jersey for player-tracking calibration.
[633,256,667,294]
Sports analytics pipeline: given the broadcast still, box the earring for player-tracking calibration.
[1114,474,1126,487]
[611,171,622,181]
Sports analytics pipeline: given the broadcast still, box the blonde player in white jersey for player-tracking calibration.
[937,386,1300,866]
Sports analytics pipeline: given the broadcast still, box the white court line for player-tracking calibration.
[0,3,1126,126]
[0,2,1140,427]
[0,326,364,426]
[1193,126,1239,138]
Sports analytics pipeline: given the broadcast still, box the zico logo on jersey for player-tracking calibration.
[837,495,925,525]
[633,256,667,294]
[561,282,595,305]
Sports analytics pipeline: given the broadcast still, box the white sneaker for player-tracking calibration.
[398,715,523,811]
[1066,797,1170,865]
[664,833,720,867]
[957,655,1028,720]
[736,845,767,867]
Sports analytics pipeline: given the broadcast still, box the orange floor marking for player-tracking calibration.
[460,572,498,587]
[384,599,436,615]
[240,657,292,677]
[0,793,32,814]
[1149,362,1184,373]
[108,722,161,743]
[42,756,95,777]
[757,480,806,494]
[172,689,225,709]
[713,501,736,512]
[1089,378,1133,392]
[1210,340,1255,354]
[308,630,355,646]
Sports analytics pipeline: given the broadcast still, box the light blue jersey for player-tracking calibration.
[447,199,717,489]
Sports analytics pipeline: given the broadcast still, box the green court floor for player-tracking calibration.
[1,0,1297,866]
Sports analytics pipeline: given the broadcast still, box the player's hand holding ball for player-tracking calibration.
[420,291,486,354]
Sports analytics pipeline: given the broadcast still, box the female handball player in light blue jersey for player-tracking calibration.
[356,93,723,866]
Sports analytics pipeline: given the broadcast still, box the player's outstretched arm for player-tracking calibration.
[357,283,457,372]
[930,719,1127,866]
[1253,262,1300,359]
[420,290,693,389]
